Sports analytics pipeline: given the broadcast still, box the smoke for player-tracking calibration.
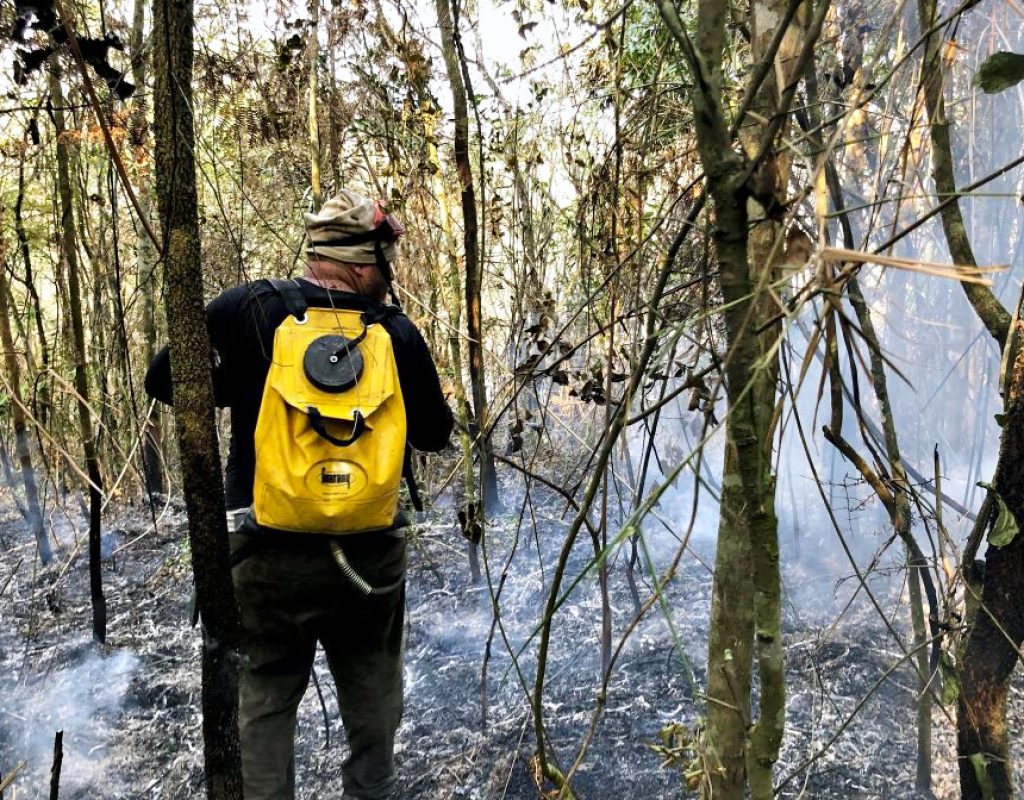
[610,254,1008,626]
[0,647,139,798]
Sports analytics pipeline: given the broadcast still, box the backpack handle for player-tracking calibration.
[306,406,367,447]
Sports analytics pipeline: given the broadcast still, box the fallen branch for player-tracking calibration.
[820,246,1005,285]
[0,559,24,601]
[0,762,26,793]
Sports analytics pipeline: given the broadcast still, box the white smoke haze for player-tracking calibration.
[534,240,1012,667]
[0,647,139,799]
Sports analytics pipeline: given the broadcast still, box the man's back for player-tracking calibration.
[145,278,453,509]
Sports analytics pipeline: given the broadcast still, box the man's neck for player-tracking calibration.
[300,270,356,293]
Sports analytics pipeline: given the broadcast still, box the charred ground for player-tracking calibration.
[1,485,1020,799]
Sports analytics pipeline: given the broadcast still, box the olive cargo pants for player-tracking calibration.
[230,530,407,800]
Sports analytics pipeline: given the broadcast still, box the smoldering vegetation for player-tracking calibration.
[1,223,1022,797]
[2,321,1021,799]
[0,647,138,796]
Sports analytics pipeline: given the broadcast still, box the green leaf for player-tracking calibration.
[968,753,994,800]
[978,481,1019,547]
[939,652,960,706]
[974,52,1024,94]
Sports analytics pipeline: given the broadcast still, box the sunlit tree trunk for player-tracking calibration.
[132,0,165,498]
[657,0,815,794]
[50,61,107,643]
[152,0,243,794]
[434,0,499,517]
[687,67,760,796]
[326,21,341,194]
[307,0,322,208]
[423,103,482,583]
[734,4,804,792]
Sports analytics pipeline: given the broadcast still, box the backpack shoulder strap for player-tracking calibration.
[263,278,308,320]
[403,446,424,512]
[361,300,401,328]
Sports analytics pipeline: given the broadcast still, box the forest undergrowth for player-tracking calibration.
[3,469,1018,800]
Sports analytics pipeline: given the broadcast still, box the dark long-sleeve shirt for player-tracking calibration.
[145,279,453,508]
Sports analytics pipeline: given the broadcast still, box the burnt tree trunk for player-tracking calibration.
[152,0,243,795]
[50,62,106,642]
[15,157,51,428]
[48,730,63,800]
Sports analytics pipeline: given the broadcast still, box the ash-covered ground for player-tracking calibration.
[1,482,1021,799]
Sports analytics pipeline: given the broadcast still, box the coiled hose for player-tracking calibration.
[329,541,403,596]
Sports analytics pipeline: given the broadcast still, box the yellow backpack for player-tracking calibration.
[251,280,407,534]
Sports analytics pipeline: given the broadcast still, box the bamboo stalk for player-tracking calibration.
[908,560,933,792]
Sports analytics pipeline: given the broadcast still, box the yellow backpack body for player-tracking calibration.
[252,301,406,535]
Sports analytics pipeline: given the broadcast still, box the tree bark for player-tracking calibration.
[656,0,819,793]
[152,0,243,795]
[957,293,1024,799]
[908,558,933,791]
[48,730,63,800]
[50,62,106,642]
[14,157,51,430]
[737,2,805,793]
[690,47,758,787]
[422,103,481,583]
